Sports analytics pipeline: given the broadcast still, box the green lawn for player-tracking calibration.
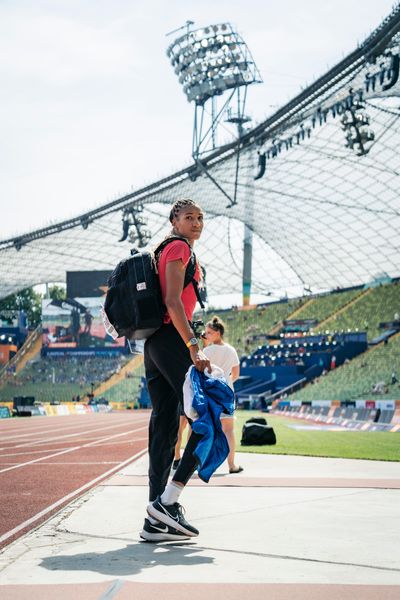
[234,411,400,462]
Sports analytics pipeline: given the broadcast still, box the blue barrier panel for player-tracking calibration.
[0,406,11,418]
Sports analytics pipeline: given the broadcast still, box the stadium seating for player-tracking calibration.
[221,282,400,405]
[319,282,400,340]
[292,288,363,324]
[0,355,129,403]
[99,361,145,405]
[275,403,396,430]
[1,281,398,407]
[206,283,400,355]
[207,297,306,355]
[290,333,400,402]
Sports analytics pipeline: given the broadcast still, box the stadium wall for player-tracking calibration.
[273,399,400,432]
[0,400,138,418]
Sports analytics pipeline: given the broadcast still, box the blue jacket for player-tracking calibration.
[189,368,234,483]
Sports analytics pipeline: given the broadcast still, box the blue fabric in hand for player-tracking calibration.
[189,368,234,483]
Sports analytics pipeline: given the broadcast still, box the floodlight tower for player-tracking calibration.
[167,22,262,159]
[166,22,262,305]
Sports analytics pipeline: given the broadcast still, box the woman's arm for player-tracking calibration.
[165,259,211,372]
[231,364,240,383]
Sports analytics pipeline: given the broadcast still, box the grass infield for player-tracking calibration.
[234,411,400,462]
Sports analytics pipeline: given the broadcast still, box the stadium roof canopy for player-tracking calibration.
[1,6,400,304]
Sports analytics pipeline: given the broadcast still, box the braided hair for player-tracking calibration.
[152,198,202,265]
[169,198,201,223]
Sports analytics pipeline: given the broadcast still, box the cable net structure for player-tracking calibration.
[1,7,400,305]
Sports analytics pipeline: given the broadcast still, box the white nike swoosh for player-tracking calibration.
[161,505,179,521]
[152,524,168,533]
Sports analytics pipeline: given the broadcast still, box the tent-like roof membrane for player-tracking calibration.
[1,7,400,303]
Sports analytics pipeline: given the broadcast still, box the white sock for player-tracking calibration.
[148,516,158,525]
[161,482,183,505]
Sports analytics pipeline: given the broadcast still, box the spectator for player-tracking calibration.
[203,316,242,474]
[83,309,93,335]
[372,381,386,394]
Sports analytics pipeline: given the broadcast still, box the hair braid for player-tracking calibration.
[169,198,200,223]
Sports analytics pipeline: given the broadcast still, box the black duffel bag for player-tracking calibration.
[241,417,276,446]
[246,417,268,426]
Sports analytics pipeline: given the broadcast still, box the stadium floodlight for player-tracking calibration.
[167,21,262,305]
[341,99,375,156]
[167,22,261,106]
[167,22,262,160]
[118,204,151,246]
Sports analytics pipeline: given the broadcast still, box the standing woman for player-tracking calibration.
[203,316,243,474]
[141,198,211,543]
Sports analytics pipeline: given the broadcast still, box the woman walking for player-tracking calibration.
[140,198,211,542]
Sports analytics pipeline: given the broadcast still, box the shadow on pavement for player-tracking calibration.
[40,542,214,576]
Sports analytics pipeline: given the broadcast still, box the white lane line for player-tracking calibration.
[0,435,148,459]
[1,435,150,454]
[0,462,122,465]
[0,421,138,447]
[0,434,148,455]
[0,413,113,435]
[0,447,80,473]
[0,421,102,440]
[0,447,147,545]
[0,426,148,473]
[1,436,140,451]
[0,416,148,453]
[92,436,148,446]
[0,437,148,457]
[0,413,142,441]
[87,432,147,447]
[13,417,149,449]
[0,414,131,441]
[0,447,73,457]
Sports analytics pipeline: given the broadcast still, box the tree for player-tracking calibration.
[0,288,43,328]
[49,285,66,301]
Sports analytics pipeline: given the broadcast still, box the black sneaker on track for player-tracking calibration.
[147,497,199,537]
[139,518,191,542]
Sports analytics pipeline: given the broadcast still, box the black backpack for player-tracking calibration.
[240,417,277,446]
[102,236,204,342]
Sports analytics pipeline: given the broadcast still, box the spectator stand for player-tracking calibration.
[236,331,368,409]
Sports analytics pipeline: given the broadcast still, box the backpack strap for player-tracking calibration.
[188,272,205,310]
[153,236,205,309]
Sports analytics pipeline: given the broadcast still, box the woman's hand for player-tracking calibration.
[189,346,211,373]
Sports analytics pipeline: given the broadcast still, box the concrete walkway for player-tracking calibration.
[0,452,400,599]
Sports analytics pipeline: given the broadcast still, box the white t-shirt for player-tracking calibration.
[203,343,239,390]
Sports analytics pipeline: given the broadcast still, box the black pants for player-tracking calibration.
[144,324,201,501]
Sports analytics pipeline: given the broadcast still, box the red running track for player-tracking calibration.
[0,411,150,549]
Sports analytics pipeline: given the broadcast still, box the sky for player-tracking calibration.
[0,0,397,239]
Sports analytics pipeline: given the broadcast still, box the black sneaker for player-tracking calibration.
[139,518,191,542]
[172,459,181,470]
[147,497,199,537]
